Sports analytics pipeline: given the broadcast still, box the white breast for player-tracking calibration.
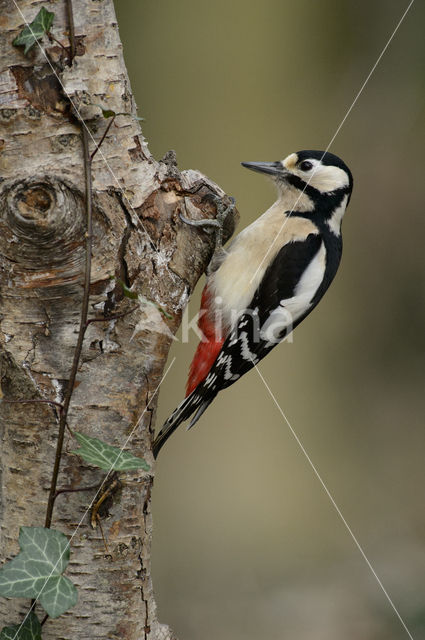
[208,200,319,331]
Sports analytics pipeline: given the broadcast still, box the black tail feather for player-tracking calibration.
[187,400,210,429]
[152,391,213,458]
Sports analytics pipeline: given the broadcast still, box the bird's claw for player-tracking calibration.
[180,194,236,254]
[202,194,235,224]
[180,194,236,276]
[179,212,220,230]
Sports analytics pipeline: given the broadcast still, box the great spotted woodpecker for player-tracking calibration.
[153,150,353,457]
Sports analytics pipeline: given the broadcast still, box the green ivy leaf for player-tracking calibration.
[98,107,116,119]
[13,7,55,55]
[72,432,150,471]
[34,6,55,32]
[0,612,41,640]
[117,278,139,300]
[93,105,145,121]
[138,295,173,320]
[109,276,173,318]
[0,527,77,619]
[93,105,125,119]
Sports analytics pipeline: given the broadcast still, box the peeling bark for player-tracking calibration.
[0,1,237,637]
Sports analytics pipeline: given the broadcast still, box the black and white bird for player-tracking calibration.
[153,150,353,457]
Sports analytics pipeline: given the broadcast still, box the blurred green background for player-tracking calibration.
[115,1,424,638]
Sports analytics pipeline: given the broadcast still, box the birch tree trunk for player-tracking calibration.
[0,1,236,637]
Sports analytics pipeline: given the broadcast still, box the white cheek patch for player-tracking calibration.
[308,165,349,192]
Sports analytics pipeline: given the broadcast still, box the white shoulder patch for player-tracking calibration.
[293,241,326,307]
[259,241,326,346]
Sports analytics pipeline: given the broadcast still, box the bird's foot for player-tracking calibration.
[180,194,236,254]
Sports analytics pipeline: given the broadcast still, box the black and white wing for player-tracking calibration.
[153,232,332,456]
[201,232,326,389]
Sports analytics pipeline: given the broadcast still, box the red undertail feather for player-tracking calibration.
[186,285,225,397]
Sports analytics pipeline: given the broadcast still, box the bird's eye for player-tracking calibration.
[299,160,313,171]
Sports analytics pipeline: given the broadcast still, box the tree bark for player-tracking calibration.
[0,1,236,637]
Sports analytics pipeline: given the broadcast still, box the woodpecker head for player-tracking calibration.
[241,150,353,204]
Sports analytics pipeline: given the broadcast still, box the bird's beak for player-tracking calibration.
[241,161,286,178]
